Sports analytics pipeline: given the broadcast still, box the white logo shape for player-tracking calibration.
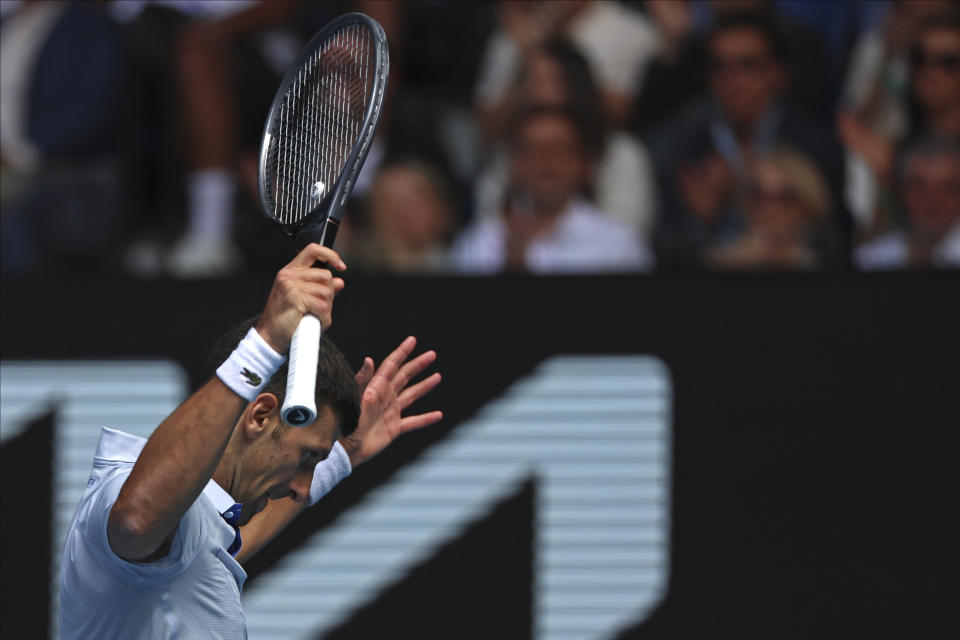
[244,355,673,639]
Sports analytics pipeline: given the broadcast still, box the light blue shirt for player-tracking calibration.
[59,428,248,639]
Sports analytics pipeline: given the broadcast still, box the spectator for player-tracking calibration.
[652,11,846,269]
[451,105,651,274]
[473,38,656,239]
[840,1,954,143]
[475,0,660,131]
[909,18,960,140]
[856,135,960,270]
[707,147,833,270]
[635,0,832,135]
[345,159,458,274]
[838,6,960,233]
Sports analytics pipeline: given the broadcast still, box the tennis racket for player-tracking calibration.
[258,13,389,426]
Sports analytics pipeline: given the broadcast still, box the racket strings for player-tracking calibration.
[268,23,375,225]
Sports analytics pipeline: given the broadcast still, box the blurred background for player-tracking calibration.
[1,1,959,639]
[2,0,958,276]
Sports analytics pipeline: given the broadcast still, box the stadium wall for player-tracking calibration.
[2,274,957,639]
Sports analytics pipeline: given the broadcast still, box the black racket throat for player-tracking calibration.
[295,216,340,251]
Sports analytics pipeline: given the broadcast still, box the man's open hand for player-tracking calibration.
[339,337,443,467]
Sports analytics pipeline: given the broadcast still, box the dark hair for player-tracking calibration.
[911,15,960,67]
[906,15,960,137]
[894,134,960,224]
[204,316,360,436]
[898,133,960,173]
[708,12,788,67]
[377,157,457,212]
[535,38,608,157]
[507,103,593,158]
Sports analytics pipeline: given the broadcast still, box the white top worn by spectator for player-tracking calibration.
[855,223,960,270]
[450,197,653,274]
[59,428,249,640]
[475,1,660,108]
[473,131,657,239]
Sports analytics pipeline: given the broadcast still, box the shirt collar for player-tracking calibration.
[709,100,783,168]
[94,427,147,462]
[934,220,960,265]
[202,477,239,516]
[93,427,241,517]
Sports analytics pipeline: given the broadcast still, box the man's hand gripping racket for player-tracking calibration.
[257,13,389,425]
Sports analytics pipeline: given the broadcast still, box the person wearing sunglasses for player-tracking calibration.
[909,19,960,141]
[706,147,833,270]
[653,11,845,269]
[838,11,960,239]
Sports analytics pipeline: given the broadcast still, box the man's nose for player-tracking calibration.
[287,470,312,503]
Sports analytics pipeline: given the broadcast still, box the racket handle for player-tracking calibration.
[281,313,322,426]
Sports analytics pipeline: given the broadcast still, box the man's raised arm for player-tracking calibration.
[107,244,346,561]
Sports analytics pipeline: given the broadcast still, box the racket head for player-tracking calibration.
[257,13,389,249]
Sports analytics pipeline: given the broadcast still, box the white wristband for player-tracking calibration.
[308,441,352,506]
[216,328,286,401]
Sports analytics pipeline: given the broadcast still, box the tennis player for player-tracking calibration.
[57,243,442,638]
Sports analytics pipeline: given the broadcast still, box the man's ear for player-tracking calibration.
[243,393,280,440]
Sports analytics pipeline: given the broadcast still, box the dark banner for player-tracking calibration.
[2,274,958,639]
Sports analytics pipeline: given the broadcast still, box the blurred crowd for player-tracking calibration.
[1,0,958,278]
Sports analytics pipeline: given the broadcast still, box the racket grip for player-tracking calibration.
[281,314,322,426]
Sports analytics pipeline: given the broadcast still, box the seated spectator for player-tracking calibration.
[707,147,833,270]
[473,38,656,239]
[451,105,652,274]
[856,135,960,270]
[909,17,960,141]
[474,0,660,130]
[652,11,846,269]
[345,159,458,274]
[635,0,832,135]
[839,7,960,233]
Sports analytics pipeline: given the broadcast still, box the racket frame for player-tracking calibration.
[256,12,389,426]
[257,11,389,251]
